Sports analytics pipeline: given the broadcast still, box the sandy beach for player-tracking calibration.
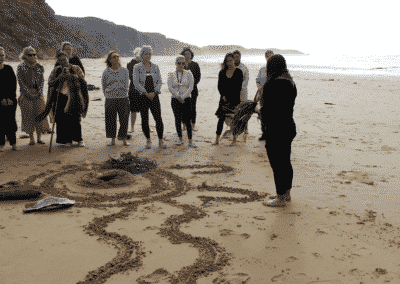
[1,56,400,284]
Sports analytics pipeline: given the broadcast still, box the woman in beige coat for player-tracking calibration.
[17,46,51,145]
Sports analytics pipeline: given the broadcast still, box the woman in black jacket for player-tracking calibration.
[261,54,297,207]
[212,53,243,146]
[0,47,19,151]
[181,47,201,131]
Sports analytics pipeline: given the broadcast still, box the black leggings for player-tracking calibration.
[265,138,294,196]
[140,95,164,139]
[171,97,192,139]
[216,116,228,136]
[190,90,198,124]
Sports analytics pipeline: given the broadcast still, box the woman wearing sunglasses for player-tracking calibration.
[17,46,51,145]
[132,45,166,149]
[101,50,130,146]
[168,56,196,147]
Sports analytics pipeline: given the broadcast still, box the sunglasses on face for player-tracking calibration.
[177,62,185,65]
[112,55,119,58]
[27,54,37,57]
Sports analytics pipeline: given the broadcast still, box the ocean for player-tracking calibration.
[194,54,400,77]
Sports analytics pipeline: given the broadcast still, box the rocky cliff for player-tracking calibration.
[0,0,303,61]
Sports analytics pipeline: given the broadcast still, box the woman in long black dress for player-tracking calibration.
[181,47,201,131]
[36,51,88,147]
[127,47,142,133]
[260,54,297,207]
[0,47,19,151]
[212,53,243,146]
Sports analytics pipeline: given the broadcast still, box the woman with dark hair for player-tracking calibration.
[212,53,243,146]
[0,47,19,151]
[127,47,142,133]
[35,51,88,147]
[133,45,166,149]
[17,46,51,145]
[55,42,85,75]
[180,47,201,131]
[261,54,297,207]
[101,50,130,146]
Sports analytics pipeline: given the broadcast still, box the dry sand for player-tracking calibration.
[1,56,400,284]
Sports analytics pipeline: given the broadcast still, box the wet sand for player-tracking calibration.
[1,56,400,284]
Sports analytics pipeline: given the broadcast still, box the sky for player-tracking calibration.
[46,0,399,56]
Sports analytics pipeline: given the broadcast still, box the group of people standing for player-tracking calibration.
[1,43,297,208]
[100,45,201,149]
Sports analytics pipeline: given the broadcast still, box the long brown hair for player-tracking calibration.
[105,50,119,68]
[221,53,234,71]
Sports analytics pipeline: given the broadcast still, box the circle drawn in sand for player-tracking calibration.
[17,154,267,284]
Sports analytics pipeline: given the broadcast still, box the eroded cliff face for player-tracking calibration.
[0,0,196,60]
[0,1,302,61]
[0,0,62,59]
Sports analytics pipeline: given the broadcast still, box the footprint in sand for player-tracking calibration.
[213,272,251,284]
[219,229,251,239]
[136,268,175,283]
[285,256,298,263]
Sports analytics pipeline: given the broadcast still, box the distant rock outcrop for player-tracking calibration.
[0,0,303,60]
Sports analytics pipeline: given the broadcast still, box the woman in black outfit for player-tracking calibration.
[181,47,201,131]
[0,47,19,151]
[55,42,85,75]
[261,54,297,207]
[212,53,243,146]
[127,47,142,133]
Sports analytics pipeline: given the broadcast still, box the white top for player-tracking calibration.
[167,70,194,99]
[237,62,249,102]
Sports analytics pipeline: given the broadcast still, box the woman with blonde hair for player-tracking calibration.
[168,56,196,147]
[0,47,19,151]
[17,46,51,145]
[101,50,130,146]
[132,45,166,149]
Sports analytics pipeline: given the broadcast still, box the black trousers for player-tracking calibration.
[190,89,198,125]
[265,138,294,196]
[0,131,16,146]
[105,98,130,139]
[139,95,164,139]
[171,97,192,140]
[0,103,17,146]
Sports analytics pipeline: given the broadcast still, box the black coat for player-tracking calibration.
[184,61,201,96]
[0,65,18,132]
[36,68,89,123]
[260,78,297,140]
[215,68,243,118]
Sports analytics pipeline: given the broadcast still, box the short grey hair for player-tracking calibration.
[61,41,73,51]
[265,50,274,56]
[19,46,35,61]
[133,47,141,59]
[175,55,185,65]
[139,45,153,60]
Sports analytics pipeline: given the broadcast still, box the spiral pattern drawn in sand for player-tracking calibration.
[16,152,267,284]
